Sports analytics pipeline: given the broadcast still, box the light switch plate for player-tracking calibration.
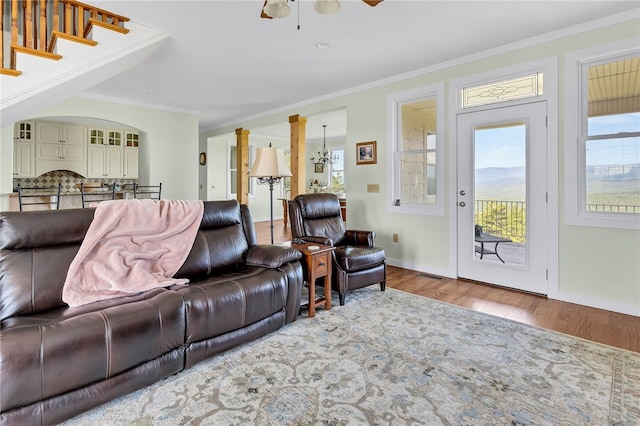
[367,184,380,193]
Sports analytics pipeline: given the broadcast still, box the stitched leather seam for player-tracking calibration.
[200,232,211,277]
[153,299,163,355]
[39,325,44,404]
[100,312,112,378]
[31,250,35,314]
[231,280,247,326]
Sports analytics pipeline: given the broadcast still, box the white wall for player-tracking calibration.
[1,96,200,203]
[0,126,14,210]
[201,17,640,315]
[205,132,289,222]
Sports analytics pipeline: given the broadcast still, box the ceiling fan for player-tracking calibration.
[261,0,383,19]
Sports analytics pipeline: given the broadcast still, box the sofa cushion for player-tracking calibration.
[0,209,94,321]
[174,267,288,343]
[176,200,250,280]
[334,246,386,272]
[0,289,184,413]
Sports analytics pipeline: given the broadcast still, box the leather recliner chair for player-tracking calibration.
[288,193,386,305]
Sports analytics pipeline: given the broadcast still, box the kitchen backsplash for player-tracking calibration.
[13,171,137,193]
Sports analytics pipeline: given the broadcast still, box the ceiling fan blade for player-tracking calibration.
[362,0,383,6]
[260,0,273,19]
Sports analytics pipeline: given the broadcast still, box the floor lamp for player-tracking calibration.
[249,144,292,244]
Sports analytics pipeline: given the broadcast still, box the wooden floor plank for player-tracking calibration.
[255,219,639,353]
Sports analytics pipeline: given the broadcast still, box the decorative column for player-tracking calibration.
[235,128,250,205]
[289,114,307,198]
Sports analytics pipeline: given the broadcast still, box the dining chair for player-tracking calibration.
[133,183,162,200]
[81,183,116,208]
[17,183,62,211]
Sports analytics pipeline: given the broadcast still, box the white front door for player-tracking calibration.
[457,102,548,295]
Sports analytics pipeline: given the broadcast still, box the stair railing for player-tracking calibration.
[1,0,129,76]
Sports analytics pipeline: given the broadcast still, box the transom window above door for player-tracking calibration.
[462,73,544,109]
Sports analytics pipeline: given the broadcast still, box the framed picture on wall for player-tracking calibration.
[356,141,377,165]
[314,163,324,173]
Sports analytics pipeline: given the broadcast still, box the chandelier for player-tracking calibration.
[310,124,338,165]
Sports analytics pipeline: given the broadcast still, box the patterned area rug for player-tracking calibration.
[63,287,639,425]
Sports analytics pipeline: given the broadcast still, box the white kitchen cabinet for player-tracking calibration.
[35,143,87,161]
[90,128,123,147]
[88,146,123,178]
[13,122,35,177]
[107,129,123,147]
[18,121,139,179]
[89,128,106,146]
[36,122,86,145]
[14,121,35,142]
[123,147,139,179]
[35,122,88,176]
[13,141,35,177]
[124,131,139,148]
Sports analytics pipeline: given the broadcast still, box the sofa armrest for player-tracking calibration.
[245,245,302,269]
[343,230,376,247]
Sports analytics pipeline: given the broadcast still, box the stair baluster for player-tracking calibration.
[1,0,129,76]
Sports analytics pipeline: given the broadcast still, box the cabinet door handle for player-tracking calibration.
[318,262,326,266]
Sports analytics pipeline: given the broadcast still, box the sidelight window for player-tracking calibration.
[387,83,445,215]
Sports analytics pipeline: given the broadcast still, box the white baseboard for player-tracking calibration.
[557,291,640,317]
[386,258,456,279]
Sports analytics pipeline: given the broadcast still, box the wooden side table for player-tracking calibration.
[277,198,290,227]
[294,241,335,317]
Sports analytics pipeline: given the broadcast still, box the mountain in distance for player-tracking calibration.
[474,166,525,201]
[473,164,640,205]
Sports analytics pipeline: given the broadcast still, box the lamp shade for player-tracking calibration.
[314,0,341,14]
[264,0,291,18]
[250,147,292,178]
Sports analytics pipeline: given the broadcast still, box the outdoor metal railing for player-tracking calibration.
[474,200,526,241]
[475,199,640,241]
[586,203,640,213]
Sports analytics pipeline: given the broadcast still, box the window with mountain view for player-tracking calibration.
[581,56,639,215]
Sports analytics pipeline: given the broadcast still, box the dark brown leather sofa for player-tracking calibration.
[0,200,303,425]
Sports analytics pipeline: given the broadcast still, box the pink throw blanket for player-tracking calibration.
[62,199,204,307]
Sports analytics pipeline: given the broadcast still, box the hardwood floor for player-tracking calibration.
[255,219,640,353]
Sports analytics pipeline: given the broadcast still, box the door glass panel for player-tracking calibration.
[473,122,527,265]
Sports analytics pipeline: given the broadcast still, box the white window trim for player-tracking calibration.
[386,82,445,216]
[564,38,640,230]
[227,141,255,199]
[329,145,346,193]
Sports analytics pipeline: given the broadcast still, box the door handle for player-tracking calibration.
[458,202,466,207]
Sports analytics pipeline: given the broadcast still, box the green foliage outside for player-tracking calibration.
[475,201,526,243]
[331,171,345,193]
